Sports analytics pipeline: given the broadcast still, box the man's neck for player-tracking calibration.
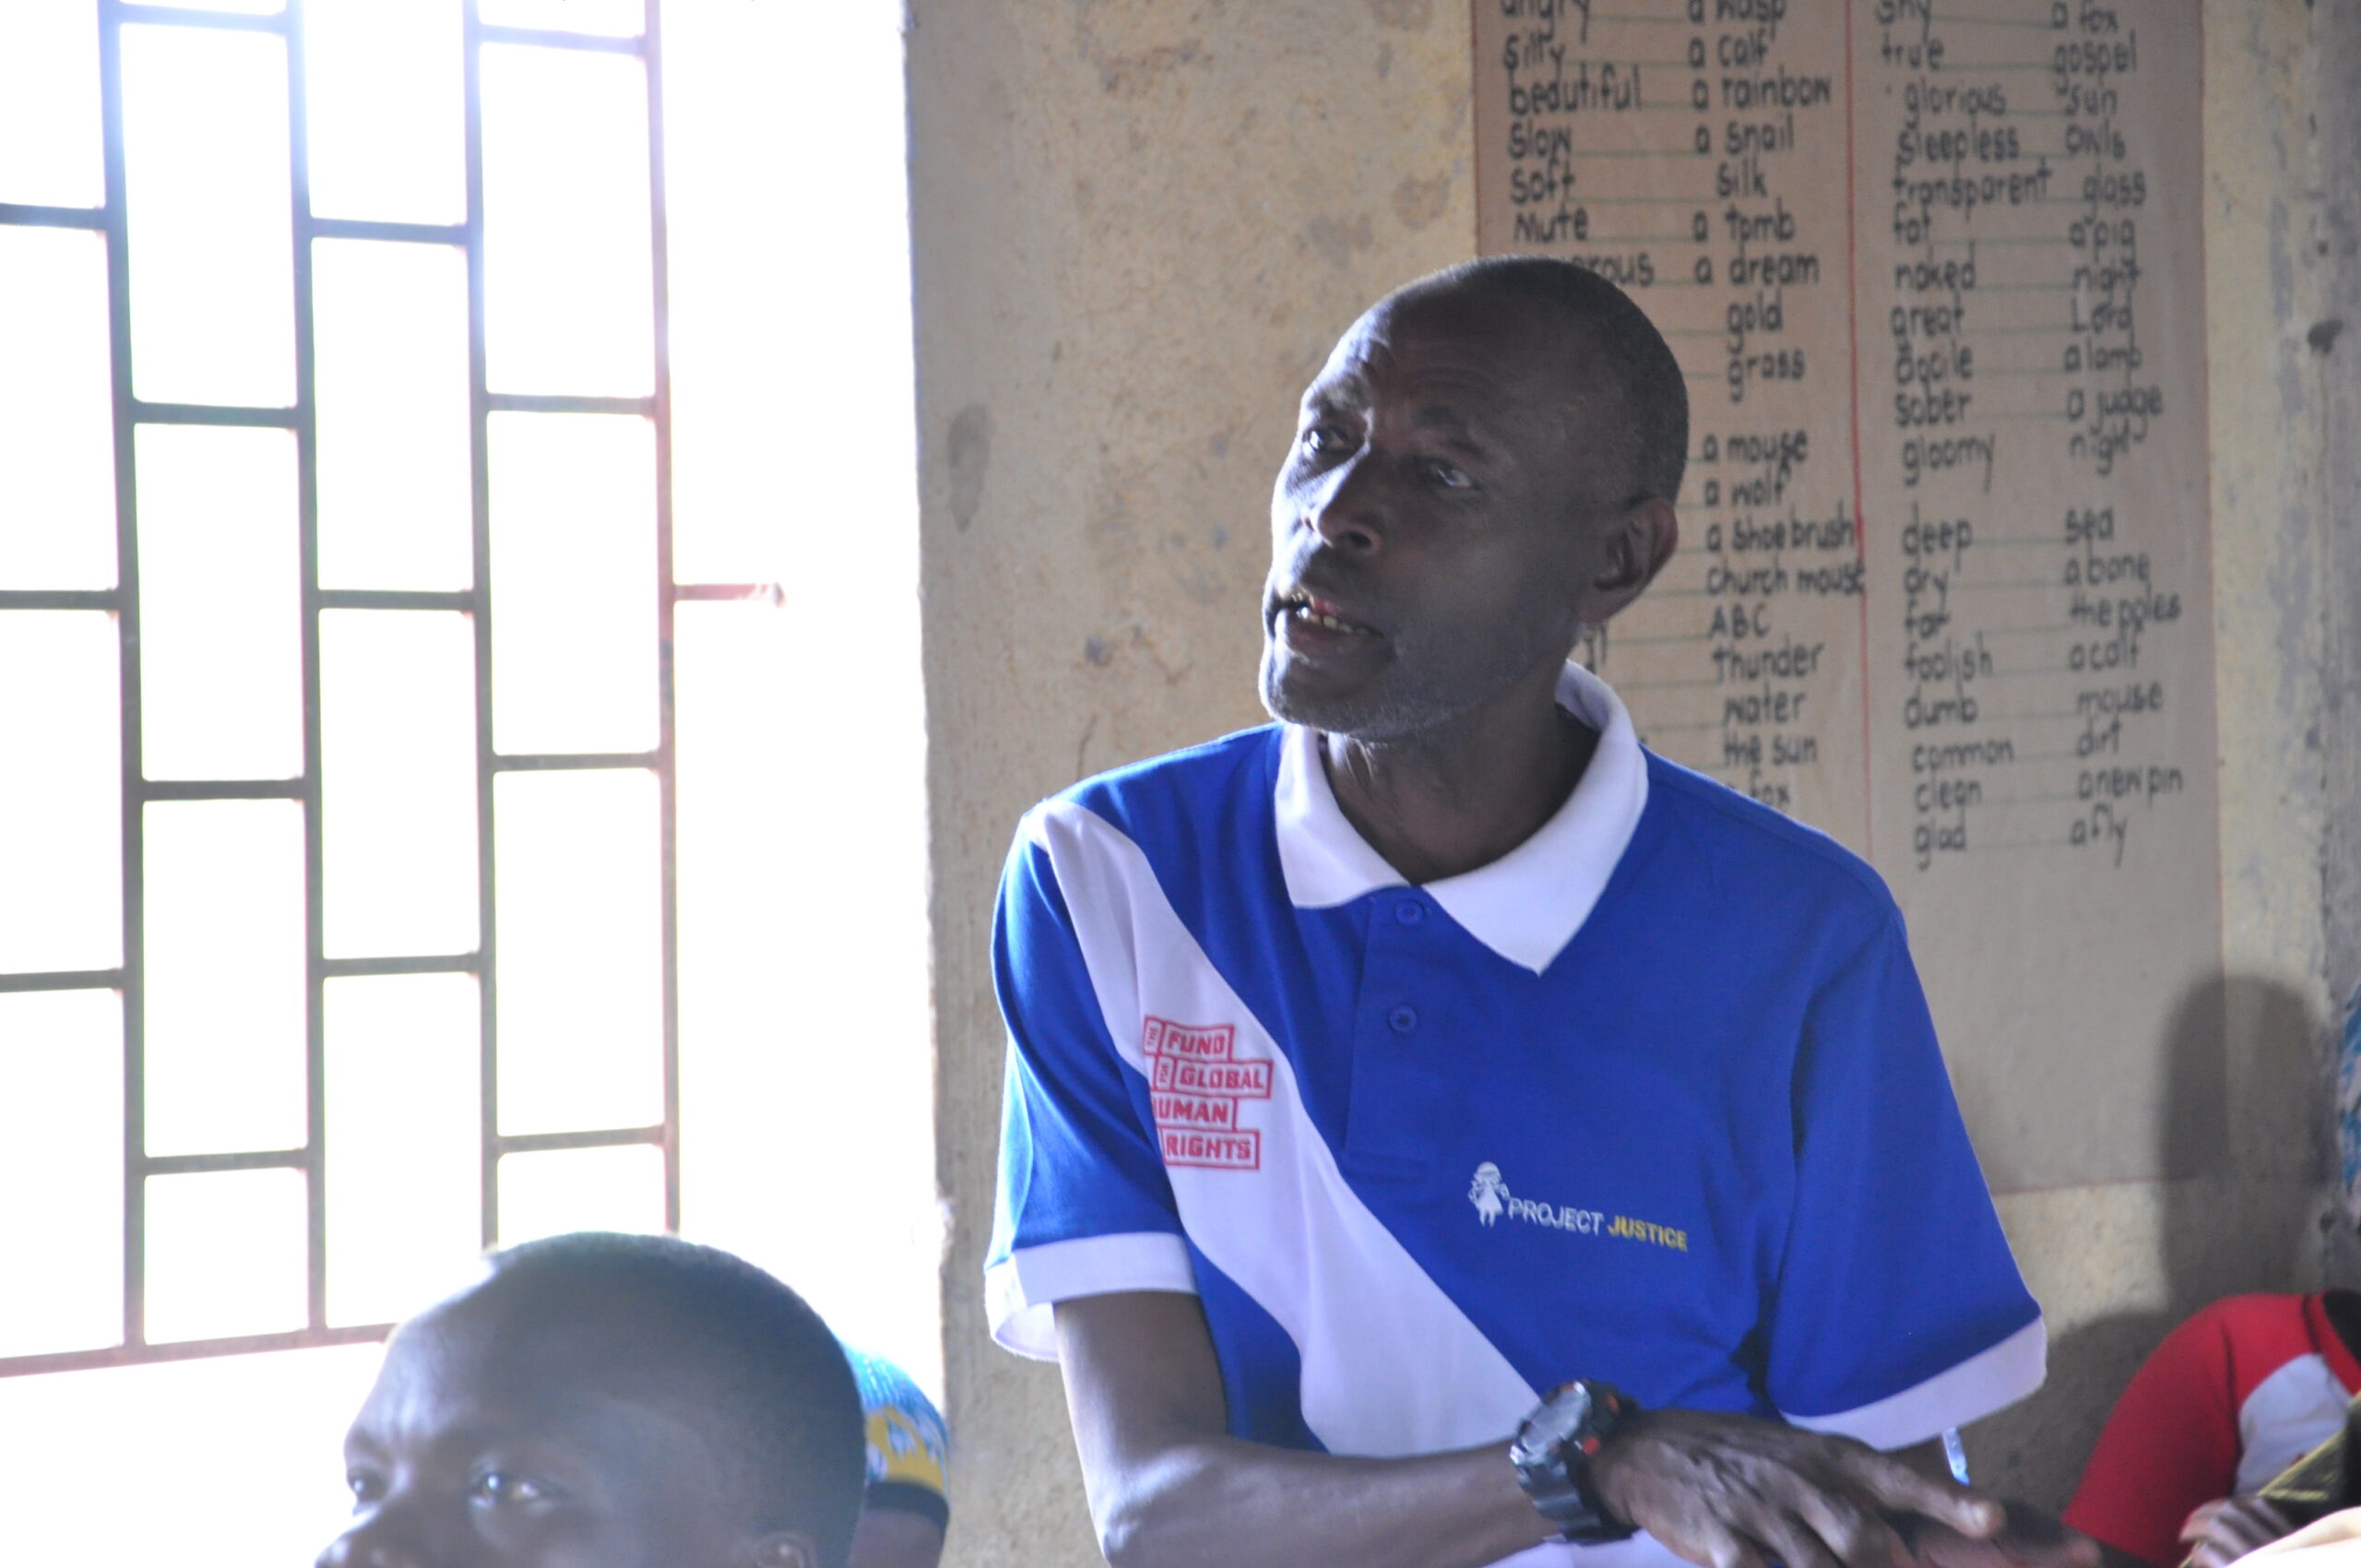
[1319,664,1600,885]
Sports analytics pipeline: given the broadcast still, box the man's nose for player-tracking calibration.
[1305,454,1383,556]
[315,1511,431,1568]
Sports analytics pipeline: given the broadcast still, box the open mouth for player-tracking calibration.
[1275,587,1379,636]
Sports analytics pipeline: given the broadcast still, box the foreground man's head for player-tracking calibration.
[1261,255,1687,740]
[317,1232,865,1568]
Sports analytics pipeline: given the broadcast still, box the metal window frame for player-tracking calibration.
[0,0,770,1381]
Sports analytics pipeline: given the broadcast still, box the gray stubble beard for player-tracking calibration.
[1257,616,1588,743]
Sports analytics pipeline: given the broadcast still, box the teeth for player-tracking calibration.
[1277,591,1368,634]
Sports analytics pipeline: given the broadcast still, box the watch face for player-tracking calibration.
[1513,1384,1594,1465]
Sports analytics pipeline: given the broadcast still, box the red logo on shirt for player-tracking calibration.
[1144,1017,1264,1170]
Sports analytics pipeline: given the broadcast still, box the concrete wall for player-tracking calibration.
[2321,1,2361,1099]
[1967,0,2361,1505]
[908,6,1475,1561]
[905,3,2361,1560]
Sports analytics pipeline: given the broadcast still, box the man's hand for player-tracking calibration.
[2223,1504,2361,1562]
[2180,1498,2296,1568]
[1590,1409,2097,1568]
[1897,1503,2106,1568]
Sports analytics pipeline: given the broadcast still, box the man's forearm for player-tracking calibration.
[1058,1293,1560,1568]
[1055,1295,2075,1568]
[1087,1430,1555,1568]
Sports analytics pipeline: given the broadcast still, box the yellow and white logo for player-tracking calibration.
[1469,1161,1690,1251]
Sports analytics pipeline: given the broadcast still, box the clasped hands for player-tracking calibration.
[1586,1409,2098,1568]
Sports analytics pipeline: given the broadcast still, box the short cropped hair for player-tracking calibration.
[483,1232,866,1566]
[1418,255,1690,506]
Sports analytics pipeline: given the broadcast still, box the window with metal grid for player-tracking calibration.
[0,0,783,1378]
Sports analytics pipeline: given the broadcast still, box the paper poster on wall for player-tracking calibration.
[1474,0,2218,1190]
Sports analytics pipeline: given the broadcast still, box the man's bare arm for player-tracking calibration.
[1057,1291,1558,1568]
[1058,1292,2094,1568]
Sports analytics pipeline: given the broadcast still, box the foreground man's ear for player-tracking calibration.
[749,1529,820,1568]
[1577,495,1680,624]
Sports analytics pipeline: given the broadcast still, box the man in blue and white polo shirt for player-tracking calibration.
[986,257,2094,1568]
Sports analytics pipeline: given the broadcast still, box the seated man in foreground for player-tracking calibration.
[987,256,2094,1568]
[316,1231,867,1568]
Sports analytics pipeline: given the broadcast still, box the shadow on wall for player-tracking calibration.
[1966,973,2338,1510]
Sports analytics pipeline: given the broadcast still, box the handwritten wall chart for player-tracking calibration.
[1475,0,2218,1188]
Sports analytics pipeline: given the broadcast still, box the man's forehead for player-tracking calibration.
[368,1290,621,1398]
[354,1303,694,1454]
[358,1304,540,1421]
[1305,288,1603,414]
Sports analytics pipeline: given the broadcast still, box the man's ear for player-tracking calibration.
[747,1529,820,1568]
[1573,495,1679,625]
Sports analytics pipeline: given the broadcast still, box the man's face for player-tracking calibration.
[315,1298,764,1568]
[1259,287,1647,739]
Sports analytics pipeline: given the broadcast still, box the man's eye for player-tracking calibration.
[469,1469,552,1506]
[347,1470,386,1506]
[1299,425,1351,457]
[1425,459,1473,490]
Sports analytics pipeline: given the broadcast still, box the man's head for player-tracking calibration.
[318,1232,866,1568]
[1260,256,1686,740]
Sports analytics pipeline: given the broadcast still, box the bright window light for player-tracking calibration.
[487,412,659,754]
[481,0,643,38]
[0,612,120,974]
[320,610,480,959]
[0,228,115,588]
[303,0,465,225]
[120,24,295,408]
[493,767,665,1136]
[0,6,931,1564]
[324,974,484,1328]
[0,0,103,208]
[660,0,937,1400]
[0,991,122,1360]
[141,800,309,1158]
[140,0,284,12]
[144,1168,311,1344]
[480,44,652,396]
[500,1144,670,1245]
[133,425,304,781]
[314,241,473,590]
[0,1348,383,1567]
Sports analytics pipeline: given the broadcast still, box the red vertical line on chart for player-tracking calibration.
[1465,6,1486,243]
[1841,0,1874,856]
[2196,0,2226,955]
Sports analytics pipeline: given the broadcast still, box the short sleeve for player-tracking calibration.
[2258,1394,2361,1526]
[1763,914,2046,1449]
[2062,1305,2243,1565]
[985,817,1196,1360]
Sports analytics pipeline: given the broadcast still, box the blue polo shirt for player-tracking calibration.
[986,663,2042,1565]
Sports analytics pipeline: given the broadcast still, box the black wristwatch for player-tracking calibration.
[1509,1380,1641,1543]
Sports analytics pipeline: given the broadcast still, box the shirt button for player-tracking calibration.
[1388,1005,1418,1035]
[1394,901,1425,926]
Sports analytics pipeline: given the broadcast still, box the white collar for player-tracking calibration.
[1273,661,1651,974]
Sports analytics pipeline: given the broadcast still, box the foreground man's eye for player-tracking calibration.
[1426,458,1472,489]
[469,1469,552,1506]
[347,1470,386,1505]
[1301,425,1351,457]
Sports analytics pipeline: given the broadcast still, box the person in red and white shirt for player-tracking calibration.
[2066,1291,2361,1566]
